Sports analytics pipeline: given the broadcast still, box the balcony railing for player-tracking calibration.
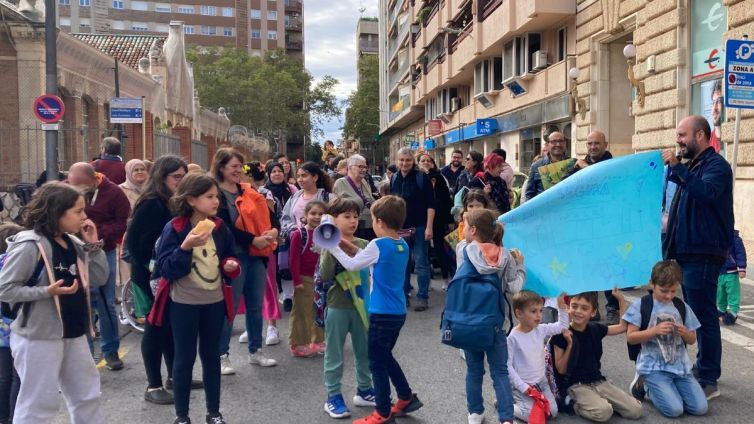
[284,0,302,13]
[286,40,303,50]
[285,18,302,31]
[389,94,411,121]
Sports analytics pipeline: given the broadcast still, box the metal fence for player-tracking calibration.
[191,139,209,169]
[154,132,181,159]
[0,127,122,189]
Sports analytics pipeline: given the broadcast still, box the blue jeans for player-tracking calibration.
[464,329,514,421]
[403,226,430,300]
[91,249,120,356]
[171,300,225,417]
[369,314,412,417]
[219,254,265,355]
[678,259,723,385]
[644,371,707,417]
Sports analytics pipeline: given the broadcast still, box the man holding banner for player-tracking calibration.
[524,131,568,201]
[571,130,620,325]
[662,115,734,401]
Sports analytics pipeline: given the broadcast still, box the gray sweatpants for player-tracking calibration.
[11,333,104,424]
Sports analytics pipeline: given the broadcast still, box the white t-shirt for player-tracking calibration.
[506,307,569,392]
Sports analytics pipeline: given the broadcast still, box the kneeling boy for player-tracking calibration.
[550,290,643,422]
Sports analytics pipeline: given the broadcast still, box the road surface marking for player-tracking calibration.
[96,347,130,370]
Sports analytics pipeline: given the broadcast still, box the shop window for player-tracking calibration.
[519,127,541,174]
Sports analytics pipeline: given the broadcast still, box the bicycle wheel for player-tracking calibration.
[121,279,145,333]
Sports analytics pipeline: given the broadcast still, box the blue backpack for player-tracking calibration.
[440,247,505,351]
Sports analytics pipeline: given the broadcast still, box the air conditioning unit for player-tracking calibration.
[450,97,462,112]
[532,50,549,71]
[436,113,453,124]
[474,91,498,109]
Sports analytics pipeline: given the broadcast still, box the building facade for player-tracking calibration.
[57,0,304,62]
[573,0,753,252]
[378,0,577,173]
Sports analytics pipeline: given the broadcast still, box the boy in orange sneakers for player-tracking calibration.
[328,196,423,424]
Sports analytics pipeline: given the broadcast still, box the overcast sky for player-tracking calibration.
[305,0,379,146]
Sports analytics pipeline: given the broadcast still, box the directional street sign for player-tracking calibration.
[110,97,144,123]
[33,94,65,123]
[724,39,754,108]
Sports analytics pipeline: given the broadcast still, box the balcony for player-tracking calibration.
[285,17,302,31]
[480,0,575,53]
[389,94,411,122]
[286,40,303,50]
[284,0,302,13]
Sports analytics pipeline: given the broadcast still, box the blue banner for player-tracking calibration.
[498,151,663,296]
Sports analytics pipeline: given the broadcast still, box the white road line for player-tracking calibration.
[623,293,754,354]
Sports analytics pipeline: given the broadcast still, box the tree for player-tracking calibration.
[305,142,324,165]
[187,48,341,141]
[343,54,385,166]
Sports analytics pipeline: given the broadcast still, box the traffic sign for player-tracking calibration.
[33,94,65,123]
[724,39,754,108]
[110,97,143,123]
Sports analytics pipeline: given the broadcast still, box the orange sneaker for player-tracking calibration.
[390,393,423,417]
[352,410,395,424]
[290,345,317,358]
[311,342,326,355]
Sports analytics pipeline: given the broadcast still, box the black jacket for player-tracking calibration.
[427,168,453,230]
[125,196,172,297]
[663,147,734,261]
[468,171,511,214]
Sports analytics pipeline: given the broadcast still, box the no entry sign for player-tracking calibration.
[33,95,65,123]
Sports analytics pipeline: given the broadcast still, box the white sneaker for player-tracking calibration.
[220,354,235,375]
[459,349,466,361]
[468,413,485,424]
[265,326,280,345]
[248,351,277,367]
[238,331,248,343]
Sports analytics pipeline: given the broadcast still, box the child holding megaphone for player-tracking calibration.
[288,201,327,358]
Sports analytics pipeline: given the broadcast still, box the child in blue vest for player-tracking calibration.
[328,195,423,424]
[455,208,525,424]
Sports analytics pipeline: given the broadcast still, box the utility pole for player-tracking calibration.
[113,58,127,153]
[44,0,58,182]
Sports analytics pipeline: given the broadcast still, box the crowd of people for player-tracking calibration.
[0,113,745,424]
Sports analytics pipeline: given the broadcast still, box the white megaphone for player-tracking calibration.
[313,215,342,249]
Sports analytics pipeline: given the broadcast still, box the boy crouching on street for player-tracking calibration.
[320,199,376,419]
[550,290,643,422]
[624,260,707,418]
[328,196,423,424]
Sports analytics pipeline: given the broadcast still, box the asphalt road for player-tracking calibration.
[52,277,754,424]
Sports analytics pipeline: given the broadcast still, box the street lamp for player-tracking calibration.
[622,43,645,108]
[568,67,586,120]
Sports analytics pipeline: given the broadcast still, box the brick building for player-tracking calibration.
[572,0,753,253]
[0,5,229,218]
[56,0,304,63]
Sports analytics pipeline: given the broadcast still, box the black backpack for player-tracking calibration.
[627,293,686,361]
[0,253,45,322]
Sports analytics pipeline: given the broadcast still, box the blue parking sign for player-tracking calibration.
[725,39,754,108]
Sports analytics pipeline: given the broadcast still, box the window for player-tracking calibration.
[250,9,261,19]
[201,5,216,16]
[59,0,70,5]
[251,29,261,39]
[268,30,277,40]
[424,97,437,122]
[474,58,503,95]
[156,24,169,33]
[60,16,71,26]
[502,36,530,79]
[79,18,91,27]
[131,1,147,11]
[223,27,234,37]
[201,26,217,35]
[557,27,567,62]
[112,0,123,9]
[132,22,149,31]
[110,20,124,29]
[526,33,541,73]
[155,3,171,13]
[184,25,195,34]
[267,11,278,20]
[79,0,90,6]
[177,6,193,14]
[222,7,233,17]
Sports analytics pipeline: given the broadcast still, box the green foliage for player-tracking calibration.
[306,142,324,165]
[342,54,380,144]
[187,48,341,140]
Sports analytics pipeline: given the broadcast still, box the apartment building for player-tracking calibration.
[378,0,576,172]
[57,0,304,62]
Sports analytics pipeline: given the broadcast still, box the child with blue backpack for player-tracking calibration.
[447,208,525,424]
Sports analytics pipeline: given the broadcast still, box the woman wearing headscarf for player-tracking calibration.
[119,159,148,208]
